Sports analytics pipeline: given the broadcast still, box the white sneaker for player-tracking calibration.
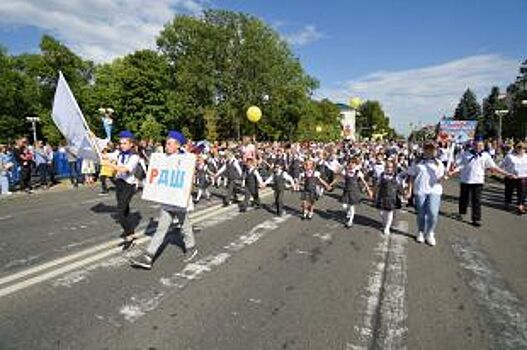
[426,232,436,246]
[383,228,391,236]
[346,219,353,228]
[416,231,425,243]
[307,211,314,219]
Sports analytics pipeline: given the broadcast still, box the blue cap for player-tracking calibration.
[474,135,484,142]
[119,130,135,139]
[167,130,186,145]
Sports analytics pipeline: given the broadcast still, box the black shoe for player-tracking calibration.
[130,254,153,270]
[239,207,247,213]
[183,247,198,262]
[120,239,136,250]
[471,221,481,227]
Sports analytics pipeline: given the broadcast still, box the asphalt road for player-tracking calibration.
[0,180,526,350]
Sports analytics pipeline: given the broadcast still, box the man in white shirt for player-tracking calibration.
[501,142,527,214]
[449,138,514,226]
[130,130,197,270]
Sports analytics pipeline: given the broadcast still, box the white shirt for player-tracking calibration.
[407,159,445,195]
[108,151,140,185]
[455,151,496,184]
[501,153,527,178]
[342,168,364,179]
[263,170,295,187]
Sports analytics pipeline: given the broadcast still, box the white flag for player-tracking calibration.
[51,71,100,160]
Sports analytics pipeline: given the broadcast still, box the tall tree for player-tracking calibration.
[157,9,318,140]
[357,100,394,138]
[481,86,507,138]
[453,88,481,120]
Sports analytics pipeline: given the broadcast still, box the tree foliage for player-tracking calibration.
[453,88,481,121]
[0,10,398,144]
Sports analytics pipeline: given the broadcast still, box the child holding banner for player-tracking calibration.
[130,130,197,270]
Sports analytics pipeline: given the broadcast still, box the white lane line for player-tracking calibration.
[313,232,332,242]
[351,221,408,350]
[119,214,291,323]
[0,190,272,291]
[0,215,13,221]
[0,193,273,298]
[451,237,527,349]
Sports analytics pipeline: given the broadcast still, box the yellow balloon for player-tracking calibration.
[247,106,262,123]
[315,125,322,133]
[349,97,362,109]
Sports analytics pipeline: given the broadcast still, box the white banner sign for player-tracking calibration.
[142,153,196,208]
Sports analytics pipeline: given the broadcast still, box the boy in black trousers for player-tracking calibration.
[263,161,296,216]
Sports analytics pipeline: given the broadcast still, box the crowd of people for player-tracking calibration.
[2,132,526,270]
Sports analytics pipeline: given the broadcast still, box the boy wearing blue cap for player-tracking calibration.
[130,130,197,269]
[105,130,140,248]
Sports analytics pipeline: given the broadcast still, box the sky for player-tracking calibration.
[0,0,526,134]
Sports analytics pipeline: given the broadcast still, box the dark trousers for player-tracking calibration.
[48,163,56,184]
[504,177,516,204]
[100,175,109,193]
[224,180,243,204]
[69,161,80,186]
[274,190,284,214]
[20,166,32,190]
[37,163,48,186]
[115,179,136,233]
[513,178,526,206]
[459,183,483,222]
[242,186,260,209]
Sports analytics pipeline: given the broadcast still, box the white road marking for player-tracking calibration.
[0,191,274,297]
[313,232,332,242]
[0,215,13,221]
[451,237,527,349]
[118,215,290,323]
[352,221,408,350]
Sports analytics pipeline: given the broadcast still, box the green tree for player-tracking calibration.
[157,9,317,140]
[0,47,41,143]
[357,100,393,138]
[139,114,165,141]
[453,88,481,120]
[481,86,507,138]
[503,59,527,140]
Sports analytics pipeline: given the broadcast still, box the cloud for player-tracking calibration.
[317,54,519,134]
[283,25,324,46]
[0,0,207,62]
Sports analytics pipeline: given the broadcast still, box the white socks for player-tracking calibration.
[346,205,355,226]
[380,210,394,235]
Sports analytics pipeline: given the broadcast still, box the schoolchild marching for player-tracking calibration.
[373,159,404,235]
[329,156,373,228]
[104,130,141,249]
[262,160,296,216]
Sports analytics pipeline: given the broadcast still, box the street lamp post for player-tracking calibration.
[522,100,527,141]
[26,117,40,145]
[495,110,509,144]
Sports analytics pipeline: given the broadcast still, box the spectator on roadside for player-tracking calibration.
[46,143,57,186]
[34,140,50,189]
[0,144,13,195]
[65,145,80,188]
[14,138,33,193]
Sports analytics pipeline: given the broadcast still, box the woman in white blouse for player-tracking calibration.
[406,142,445,246]
[501,142,527,214]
